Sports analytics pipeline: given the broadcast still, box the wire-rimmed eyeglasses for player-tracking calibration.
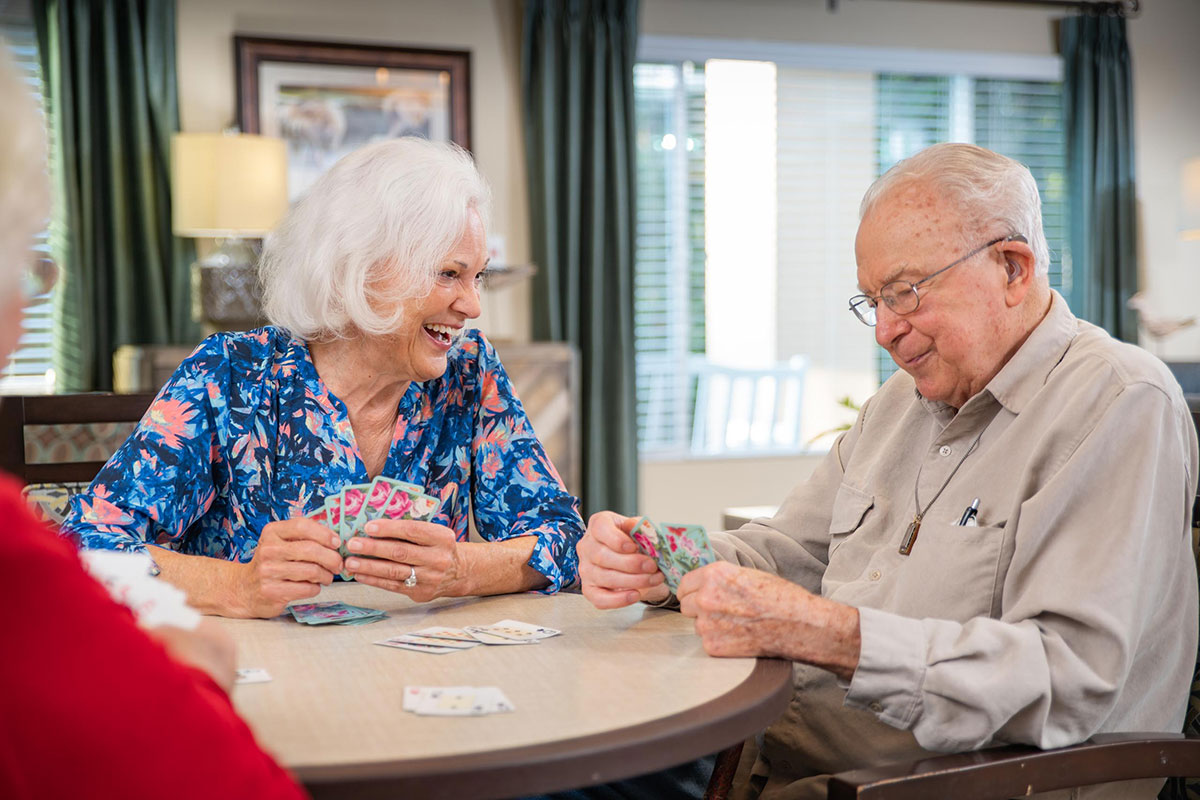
[847,233,1027,327]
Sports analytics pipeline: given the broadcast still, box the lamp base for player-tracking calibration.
[190,238,266,333]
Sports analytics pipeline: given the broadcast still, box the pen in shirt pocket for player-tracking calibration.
[958,497,980,527]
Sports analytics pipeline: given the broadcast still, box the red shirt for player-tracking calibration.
[0,473,307,800]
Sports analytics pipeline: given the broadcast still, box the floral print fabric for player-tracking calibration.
[62,327,583,591]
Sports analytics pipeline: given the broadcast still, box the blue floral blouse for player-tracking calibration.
[62,327,583,592]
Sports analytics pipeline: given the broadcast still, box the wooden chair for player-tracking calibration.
[0,392,155,484]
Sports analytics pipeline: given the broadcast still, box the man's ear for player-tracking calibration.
[1002,242,1035,308]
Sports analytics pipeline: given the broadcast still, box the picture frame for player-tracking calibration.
[235,36,471,200]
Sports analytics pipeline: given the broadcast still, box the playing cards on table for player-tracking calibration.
[402,686,514,716]
[630,517,717,592]
[304,476,442,580]
[374,619,561,654]
[287,600,386,625]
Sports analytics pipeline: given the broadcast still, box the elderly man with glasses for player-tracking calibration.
[578,142,1199,800]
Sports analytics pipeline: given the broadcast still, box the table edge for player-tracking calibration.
[299,656,794,800]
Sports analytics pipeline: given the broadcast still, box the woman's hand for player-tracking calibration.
[344,519,468,602]
[577,511,668,609]
[233,518,343,618]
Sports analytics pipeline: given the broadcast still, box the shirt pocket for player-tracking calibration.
[828,482,875,556]
[892,519,1006,620]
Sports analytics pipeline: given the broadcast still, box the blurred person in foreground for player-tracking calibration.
[0,42,306,800]
[579,143,1198,800]
[63,137,583,618]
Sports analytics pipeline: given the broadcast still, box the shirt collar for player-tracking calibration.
[983,289,1077,415]
[911,290,1077,419]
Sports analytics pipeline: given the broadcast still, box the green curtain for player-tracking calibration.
[34,0,196,392]
[521,0,639,515]
[1062,12,1138,342]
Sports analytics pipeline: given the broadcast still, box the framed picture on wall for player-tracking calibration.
[235,36,471,201]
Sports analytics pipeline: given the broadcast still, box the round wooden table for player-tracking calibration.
[218,584,793,799]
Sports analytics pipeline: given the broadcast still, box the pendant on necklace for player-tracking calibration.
[899,516,922,555]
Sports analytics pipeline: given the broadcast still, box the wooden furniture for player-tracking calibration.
[0,392,155,483]
[215,584,792,800]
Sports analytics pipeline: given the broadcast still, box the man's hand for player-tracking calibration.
[344,519,467,602]
[578,511,668,609]
[677,561,862,680]
[235,518,343,618]
[151,618,237,692]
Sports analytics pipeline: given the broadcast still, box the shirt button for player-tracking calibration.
[938,445,952,457]
[869,569,881,581]
[869,702,884,713]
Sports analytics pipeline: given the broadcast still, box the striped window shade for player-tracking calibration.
[0,21,54,394]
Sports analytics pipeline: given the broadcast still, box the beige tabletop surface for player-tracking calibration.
[216,583,792,798]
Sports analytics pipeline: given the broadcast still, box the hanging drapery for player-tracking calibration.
[34,0,196,391]
[521,0,640,515]
[1062,10,1138,341]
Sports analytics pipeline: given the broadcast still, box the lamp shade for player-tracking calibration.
[172,133,288,237]
[1183,157,1200,242]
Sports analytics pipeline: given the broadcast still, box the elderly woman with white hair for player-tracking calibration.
[63,137,584,618]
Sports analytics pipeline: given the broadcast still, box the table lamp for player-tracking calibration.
[172,132,288,332]
[1183,157,1200,242]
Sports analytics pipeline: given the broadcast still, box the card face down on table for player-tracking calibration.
[630,517,716,592]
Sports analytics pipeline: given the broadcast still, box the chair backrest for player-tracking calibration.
[691,356,808,455]
[0,393,155,484]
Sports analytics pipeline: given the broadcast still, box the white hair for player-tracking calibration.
[859,142,1051,277]
[0,40,50,298]
[260,137,492,340]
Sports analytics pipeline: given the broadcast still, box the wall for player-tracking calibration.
[175,0,532,342]
[637,0,1200,528]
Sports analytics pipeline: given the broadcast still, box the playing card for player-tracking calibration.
[381,483,442,522]
[305,507,330,527]
[340,483,371,532]
[360,476,398,523]
[336,614,387,626]
[463,626,538,646]
[409,626,481,643]
[234,668,272,684]
[629,516,662,562]
[659,523,717,590]
[323,496,344,537]
[470,620,561,641]
[288,601,385,625]
[390,633,478,650]
[404,686,515,716]
[376,637,462,654]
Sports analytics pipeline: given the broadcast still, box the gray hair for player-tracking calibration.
[260,137,492,340]
[0,40,50,298]
[859,142,1050,277]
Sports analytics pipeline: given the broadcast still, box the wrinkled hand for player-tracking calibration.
[578,511,668,609]
[236,518,343,618]
[152,618,238,692]
[344,519,466,602]
[676,562,861,678]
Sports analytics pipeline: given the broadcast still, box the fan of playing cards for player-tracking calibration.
[306,476,442,580]
[630,517,717,592]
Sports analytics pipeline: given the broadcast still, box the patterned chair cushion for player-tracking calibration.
[19,481,89,526]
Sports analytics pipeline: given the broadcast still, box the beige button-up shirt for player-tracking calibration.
[714,292,1198,798]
